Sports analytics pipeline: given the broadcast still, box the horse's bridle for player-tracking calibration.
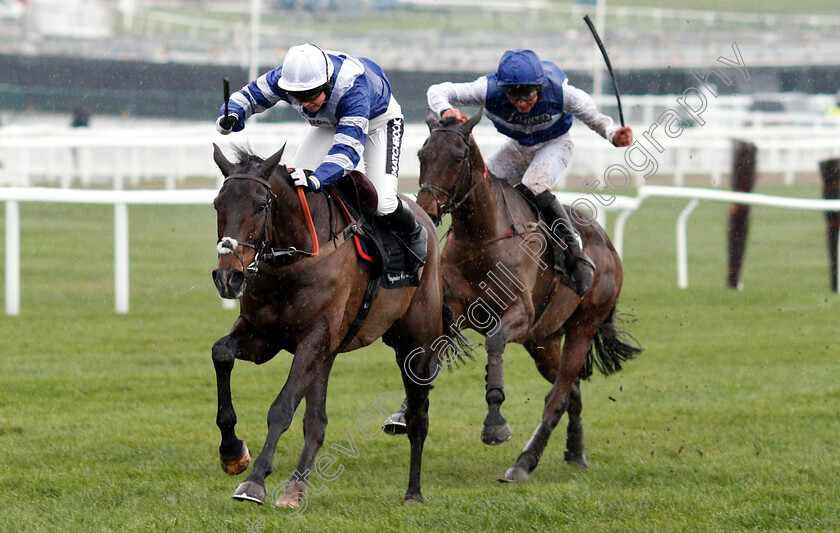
[217,173,315,273]
[418,128,484,222]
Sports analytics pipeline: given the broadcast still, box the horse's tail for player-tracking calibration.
[579,306,642,380]
[441,299,475,367]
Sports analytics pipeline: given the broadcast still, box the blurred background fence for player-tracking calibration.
[2,96,839,189]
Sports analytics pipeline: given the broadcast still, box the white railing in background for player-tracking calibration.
[2,112,839,190]
[3,185,838,316]
[393,1,840,28]
[553,192,640,258]
[0,187,217,315]
[0,186,635,316]
[617,186,840,292]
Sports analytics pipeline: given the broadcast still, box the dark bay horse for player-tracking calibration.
[210,143,446,506]
[415,114,641,481]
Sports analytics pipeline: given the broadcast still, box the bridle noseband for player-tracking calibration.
[217,173,314,273]
[418,127,485,222]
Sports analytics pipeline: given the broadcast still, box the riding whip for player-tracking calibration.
[583,15,625,127]
[223,78,231,120]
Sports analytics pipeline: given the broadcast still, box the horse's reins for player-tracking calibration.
[418,128,487,220]
[216,173,319,272]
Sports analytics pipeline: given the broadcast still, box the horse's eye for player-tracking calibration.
[256,203,268,213]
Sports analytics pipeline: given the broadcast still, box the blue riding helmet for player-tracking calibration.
[496,49,545,87]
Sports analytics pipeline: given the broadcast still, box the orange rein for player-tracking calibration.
[296,185,319,257]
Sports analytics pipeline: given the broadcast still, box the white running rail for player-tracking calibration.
[0,187,217,315]
[615,186,840,292]
[3,185,840,315]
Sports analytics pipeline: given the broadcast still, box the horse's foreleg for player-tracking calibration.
[501,332,593,482]
[274,355,336,509]
[481,329,511,445]
[212,334,250,475]
[564,379,587,468]
[233,331,328,505]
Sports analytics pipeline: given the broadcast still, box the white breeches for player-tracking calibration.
[486,133,575,195]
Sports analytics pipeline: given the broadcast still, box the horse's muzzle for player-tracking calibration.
[416,196,441,226]
[212,268,246,299]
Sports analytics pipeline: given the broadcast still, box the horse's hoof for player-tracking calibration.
[404,492,424,504]
[220,441,251,475]
[382,411,407,435]
[498,465,529,483]
[232,480,265,505]
[564,450,588,468]
[481,422,512,445]
[275,479,307,508]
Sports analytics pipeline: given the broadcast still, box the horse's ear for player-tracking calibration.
[425,109,440,131]
[213,143,234,177]
[260,143,286,179]
[460,112,482,134]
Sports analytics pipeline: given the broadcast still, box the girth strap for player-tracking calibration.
[338,277,381,350]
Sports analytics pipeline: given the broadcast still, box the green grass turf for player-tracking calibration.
[0,183,838,532]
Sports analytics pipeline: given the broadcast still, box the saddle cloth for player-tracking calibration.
[326,178,422,289]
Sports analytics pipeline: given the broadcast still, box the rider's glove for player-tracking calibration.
[216,113,239,135]
[290,168,321,191]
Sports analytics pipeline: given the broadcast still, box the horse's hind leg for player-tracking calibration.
[524,339,587,468]
[564,380,587,468]
[502,329,594,482]
[481,329,512,445]
[274,355,336,509]
[396,343,438,504]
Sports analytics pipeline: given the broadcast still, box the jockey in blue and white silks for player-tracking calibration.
[427,49,634,295]
[217,43,426,266]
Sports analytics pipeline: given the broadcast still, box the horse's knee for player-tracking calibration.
[212,337,236,370]
[486,387,505,405]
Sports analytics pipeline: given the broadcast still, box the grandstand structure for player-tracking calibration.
[2,0,840,123]
[3,0,840,73]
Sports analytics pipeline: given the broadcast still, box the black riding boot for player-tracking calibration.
[380,198,428,267]
[529,188,596,296]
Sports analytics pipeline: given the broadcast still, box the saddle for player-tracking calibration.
[327,171,422,290]
[510,185,577,295]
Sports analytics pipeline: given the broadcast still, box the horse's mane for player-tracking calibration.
[231,145,267,168]
[437,116,464,128]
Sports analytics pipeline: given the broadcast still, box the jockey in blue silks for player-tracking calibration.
[217,43,426,265]
[428,49,633,295]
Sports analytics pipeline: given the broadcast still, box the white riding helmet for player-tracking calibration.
[277,43,335,93]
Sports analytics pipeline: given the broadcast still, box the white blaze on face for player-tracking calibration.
[217,237,239,255]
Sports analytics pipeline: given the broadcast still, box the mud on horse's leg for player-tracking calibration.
[481,330,511,445]
[212,334,251,476]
